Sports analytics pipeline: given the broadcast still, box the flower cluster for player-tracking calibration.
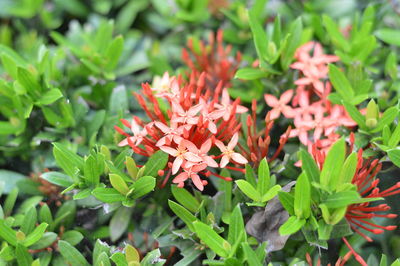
[182,30,241,90]
[115,73,249,191]
[264,42,356,156]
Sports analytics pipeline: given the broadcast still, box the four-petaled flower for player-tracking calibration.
[215,133,248,167]
[160,140,202,174]
[264,89,296,120]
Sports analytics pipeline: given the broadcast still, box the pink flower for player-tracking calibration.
[214,89,248,121]
[215,133,248,167]
[118,119,148,147]
[160,140,202,174]
[264,90,296,120]
[173,163,208,191]
[171,101,202,125]
[155,122,188,147]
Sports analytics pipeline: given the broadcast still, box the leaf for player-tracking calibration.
[375,28,400,46]
[300,149,320,184]
[320,138,345,191]
[242,243,262,266]
[84,155,102,186]
[323,15,350,51]
[143,150,168,177]
[0,219,17,246]
[62,230,83,246]
[388,149,400,168]
[245,164,257,187]
[0,170,25,194]
[193,221,231,258]
[234,68,268,80]
[235,180,261,202]
[388,123,400,147]
[294,172,311,218]
[279,216,305,236]
[278,191,295,216]
[29,232,57,249]
[132,176,156,199]
[21,207,37,235]
[323,191,380,209]
[92,188,126,203]
[371,106,399,133]
[337,152,358,186]
[168,200,197,232]
[257,158,270,196]
[329,64,354,101]
[109,85,128,115]
[228,205,245,245]
[261,185,281,202]
[125,245,140,263]
[15,244,33,266]
[280,18,303,70]
[248,9,268,64]
[35,89,63,105]
[171,186,200,213]
[109,174,129,195]
[40,171,73,187]
[17,67,41,94]
[110,207,133,242]
[58,240,89,266]
[22,223,48,247]
[52,143,84,179]
[342,100,366,128]
[105,36,124,71]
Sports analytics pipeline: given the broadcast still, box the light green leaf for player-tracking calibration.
[294,172,311,218]
[193,221,231,258]
[235,180,261,202]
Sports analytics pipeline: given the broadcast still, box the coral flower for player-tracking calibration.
[215,133,248,167]
[264,89,296,120]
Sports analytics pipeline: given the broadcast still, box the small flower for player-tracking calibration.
[171,101,202,125]
[160,140,202,174]
[215,133,248,167]
[264,89,296,120]
[173,163,208,191]
[214,89,248,121]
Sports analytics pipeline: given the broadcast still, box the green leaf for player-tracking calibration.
[22,223,48,247]
[228,205,245,245]
[193,221,231,258]
[132,176,156,199]
[110,207,133,242]
[242,242,262,266]
[0,170,25,194]
[329,64,354,101]
[29,232,57,249]
[84,155,103,186]
[337,152,358,186]
[235,68,268,80]
[323,191,380,209]
[0,219,17,246]
[143,150,168,177]
[388,149,400,168]
[40,171,73,187]
[248,9,269,64]
[300,149,320,184]
[388,123,400,147]
[245,164,257,187]
[92,188,126,203]
[125,244,140,263]
[235,180,261,202]
[279,216,305,236]
[371,106,399,133]
[320,138,345,191]
[62,230,83,246]
[35,89,63,105]
[171,186,200,213]
[323,15,350,51]
[342,101,366,128]
[168,200,197,232]
[294,172,311,218]
[261,185,281,202]
[4,187,18,216]
[109,174,129,195]
[280,18,303,70]
[105,36,124,71]
[375,28,400,46]
[17,67,41,95]
[257,158,270,196]
[278,191,295,215]
[58,240,89,266]
[317,220,334,240]
[21,207,37,235]
[53,143,84,179]
[15,244,33,266]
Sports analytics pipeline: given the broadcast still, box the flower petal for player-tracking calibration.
[264,94,279,107]
[231,153,248,164]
